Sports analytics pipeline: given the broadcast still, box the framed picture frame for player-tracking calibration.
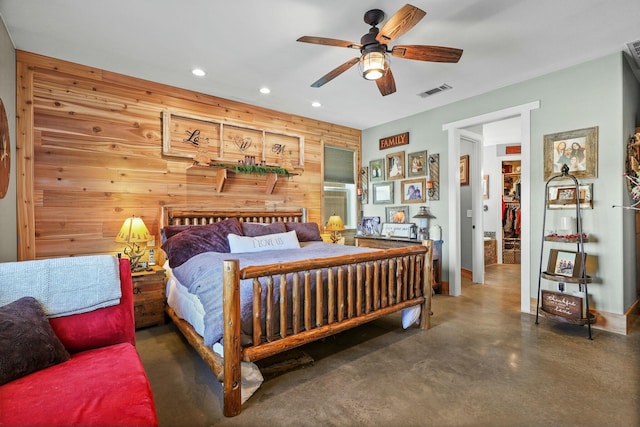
[547,249,585,278]
[385,205,409,224]
[386,151,405,180]
[359,216,381,236]
[401,178,426,203]
[407,150,428,177]
[547,183,593,209]
[369,158,385,182]
[460,154,469,186]
[482,175,489,199]
[372,181,394,204]
[544,126,598,180]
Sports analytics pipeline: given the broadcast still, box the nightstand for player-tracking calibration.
[131,265,166,329]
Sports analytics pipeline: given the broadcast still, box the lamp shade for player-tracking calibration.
[413,206,435,219]
[360,51,388,80]
[326,215,345,231]
[115,216,150,243]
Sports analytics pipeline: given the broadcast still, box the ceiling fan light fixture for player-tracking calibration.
[360,51,388,80]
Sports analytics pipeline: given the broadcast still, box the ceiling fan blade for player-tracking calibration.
[297,36,362,50]
[376,4,426,45]
[391,45,463,63]
[311,57,360,88]
[376,68,396,96]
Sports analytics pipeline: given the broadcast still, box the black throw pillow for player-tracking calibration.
[0,297,71,386]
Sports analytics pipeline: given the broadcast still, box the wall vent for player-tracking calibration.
[627,40,640,68]
[417,83,452,98]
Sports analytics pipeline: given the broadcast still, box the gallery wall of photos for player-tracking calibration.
[366,150,440,223]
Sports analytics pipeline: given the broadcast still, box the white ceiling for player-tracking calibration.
[1,0,639,130]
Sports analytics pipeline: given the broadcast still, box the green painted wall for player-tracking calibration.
[363,52,639,315]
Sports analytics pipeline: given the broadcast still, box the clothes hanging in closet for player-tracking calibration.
[503,203,520,237]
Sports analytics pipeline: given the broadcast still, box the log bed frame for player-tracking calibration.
[160,206,433,417]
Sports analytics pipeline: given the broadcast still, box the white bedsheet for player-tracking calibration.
[164,261,263,404]
[165,261,205,336]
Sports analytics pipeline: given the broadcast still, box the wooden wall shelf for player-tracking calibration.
[188,163,300,194]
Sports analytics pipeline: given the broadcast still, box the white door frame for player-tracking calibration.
[459,130,485,284]
[443,101,539,313]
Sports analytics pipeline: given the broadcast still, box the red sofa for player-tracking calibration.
[0,257,158,427]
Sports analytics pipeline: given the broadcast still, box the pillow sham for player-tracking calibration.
[161,218,243,268]
[228,230,300,253]
[162,224,198,242]
[241,221,286,237]
[0,297,71,386]
[285,222,323,242]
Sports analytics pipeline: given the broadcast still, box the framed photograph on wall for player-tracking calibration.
[386,151,405,180]
[369,158,385,182]
[407,150,427,177]
[544,126,598,180]
[372,181,394,204]
[385,205,409,224]
[460,154,469,186]
[401,178,426,203]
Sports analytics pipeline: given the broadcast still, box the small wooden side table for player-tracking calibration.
[131,265,166,329]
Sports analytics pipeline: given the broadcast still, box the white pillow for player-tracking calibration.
[228,230,300,253]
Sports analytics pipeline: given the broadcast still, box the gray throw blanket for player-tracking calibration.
[172,241,377,346]
[0,255,121,317]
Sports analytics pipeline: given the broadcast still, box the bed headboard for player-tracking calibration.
[161,206,307,227]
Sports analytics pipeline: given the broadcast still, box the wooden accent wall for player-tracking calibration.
[15,51,361,261]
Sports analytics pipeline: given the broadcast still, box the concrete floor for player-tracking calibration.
[136,264,640,427]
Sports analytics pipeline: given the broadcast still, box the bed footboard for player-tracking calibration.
[221,242,433,417]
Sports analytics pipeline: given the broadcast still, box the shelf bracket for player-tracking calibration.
[215,168,227,193]
[265,172,278,194]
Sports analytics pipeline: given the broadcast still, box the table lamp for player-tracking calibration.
[412,206,435,240]
[115,215,151,272]
[325,214,345,244]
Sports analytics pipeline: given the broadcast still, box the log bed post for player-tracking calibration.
[222,260,242,417]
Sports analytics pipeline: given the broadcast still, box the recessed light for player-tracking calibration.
[311,101,321,108]
[192,68,206,77]
[260,87,271,94]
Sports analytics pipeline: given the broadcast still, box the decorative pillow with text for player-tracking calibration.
[228,230,300,253]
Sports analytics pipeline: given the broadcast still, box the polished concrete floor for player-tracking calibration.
[136,264,640,427]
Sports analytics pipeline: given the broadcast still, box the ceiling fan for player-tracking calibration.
[297,4,463,96]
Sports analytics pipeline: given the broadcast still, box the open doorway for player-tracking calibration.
[443,101,539,314]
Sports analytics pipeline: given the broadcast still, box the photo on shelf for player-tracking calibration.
[546,249,585,278]
[546,183,593,209]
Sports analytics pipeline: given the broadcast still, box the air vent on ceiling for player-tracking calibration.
[627,40,640,68]
[417,83,452,98]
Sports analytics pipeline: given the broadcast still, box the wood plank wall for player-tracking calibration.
[15,51,361,261]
